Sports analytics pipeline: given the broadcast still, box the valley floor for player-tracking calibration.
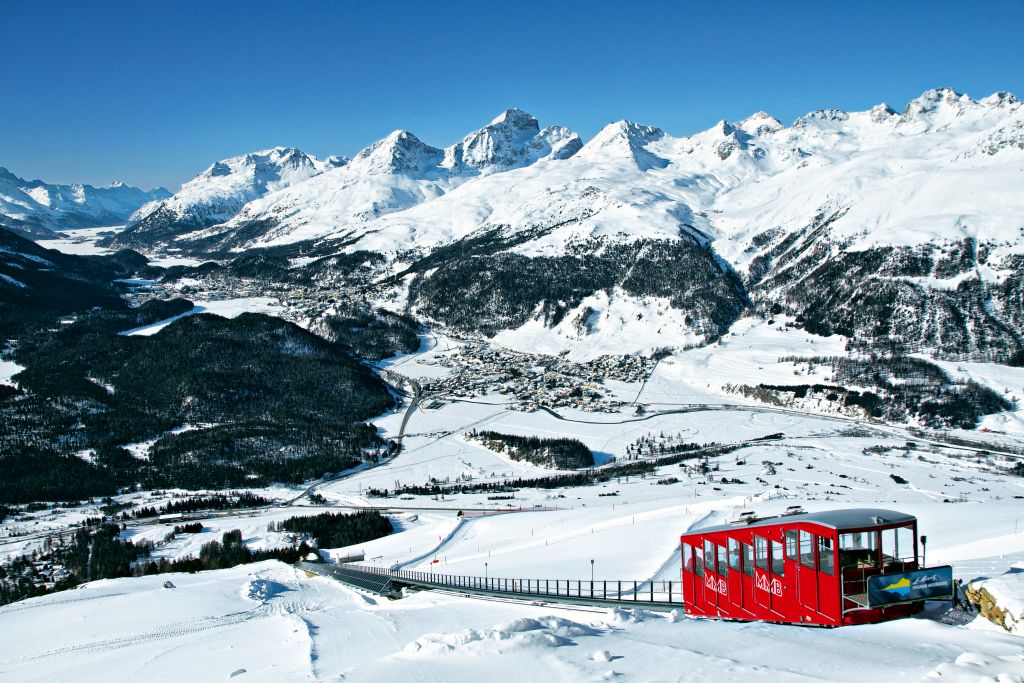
[3,385,1023,681]
[3,229,1024,681]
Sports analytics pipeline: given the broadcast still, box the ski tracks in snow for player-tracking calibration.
[0,606,268,668]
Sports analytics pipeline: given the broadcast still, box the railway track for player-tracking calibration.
[297,561,686,612]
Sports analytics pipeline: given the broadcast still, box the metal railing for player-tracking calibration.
[299,561,685,608]
[840,560,916,612]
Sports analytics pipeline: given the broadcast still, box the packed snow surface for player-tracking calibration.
[2,561,1023,682]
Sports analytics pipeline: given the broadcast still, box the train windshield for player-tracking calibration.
[839,524,915,569]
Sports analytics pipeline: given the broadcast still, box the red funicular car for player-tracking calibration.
[680,507,953,626]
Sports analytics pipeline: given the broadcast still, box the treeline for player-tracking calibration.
[269,510,393,548]
[412,237,746,339]
[1,307,393,503]
[1,511,391,606]
[318,305,420,360]
[132,493,273,518]
[752,233,1023,364]
[0,523,153,605]
[367,443,739,497]
[469,430,594,469]
[761,354,1014,429]
[137,530,315,575]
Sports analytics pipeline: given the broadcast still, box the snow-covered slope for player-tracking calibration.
[441,108,582,175]
[326,88,1024,261]
[4,401,1024,681]
[0,167,169,239]
[107,89,1024,361]
[110,147,335,249]
[179,109,583,250]
[337,88,1021,361]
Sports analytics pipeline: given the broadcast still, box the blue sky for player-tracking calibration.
[3,0,1022,189]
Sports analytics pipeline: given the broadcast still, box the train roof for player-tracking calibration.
[687,508,916,535]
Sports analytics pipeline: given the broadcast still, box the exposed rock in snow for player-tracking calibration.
[442,108,582,175]
[967,567,1024,633]
[736,111,783,136]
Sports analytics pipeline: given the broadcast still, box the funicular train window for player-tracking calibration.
[839,531,879,568]
[817,536,834,575]
[683,543,693,573]
[785,530,799,562]
[771,540,785,576]
[728,538,741,572]
[704,539,716,573]
[897,526,915,562]
[717,545,728,575]
[754,536,768,571]
[694,546,704,576]
[799,530,815,569]
[882,526,915,565]
[881,528,898,564]
[742,542,754,577]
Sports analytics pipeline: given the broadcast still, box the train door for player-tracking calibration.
[770,539,786,616]
[753,535,771,610]
[726,537,745,612]
[682,542,698,610]
[816,534,837,618]
[704,539,721,612]
[715,541,729,614]
[741,541,755,612]
[797,529,819,612]
[693,542,706,612]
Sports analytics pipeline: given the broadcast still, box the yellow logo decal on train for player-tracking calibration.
[879,576,912,597]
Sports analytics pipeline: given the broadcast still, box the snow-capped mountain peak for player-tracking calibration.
[111,146,330,247]
[197,146,316,183]
[577,120,667,169]
[0,166,169,238]
[899,87,977,125]
[441,109,582,175]
[348,131,444,176]
[869,103,899,123]
[980,90,1020,109]
[489,107,538,128]
[793,108,850,128]
[736,112,783,136]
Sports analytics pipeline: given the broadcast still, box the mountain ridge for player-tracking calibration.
[0,168,169,239]
[16,87,1024,363]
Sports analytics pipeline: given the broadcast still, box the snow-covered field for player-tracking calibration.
[0,359,22,387]
[34,224,203,266]
[7,354,1023,680]
[3,559,1023,682]
[119,297,285,336]
[4,304,1024,681]
[35,225,124,255]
